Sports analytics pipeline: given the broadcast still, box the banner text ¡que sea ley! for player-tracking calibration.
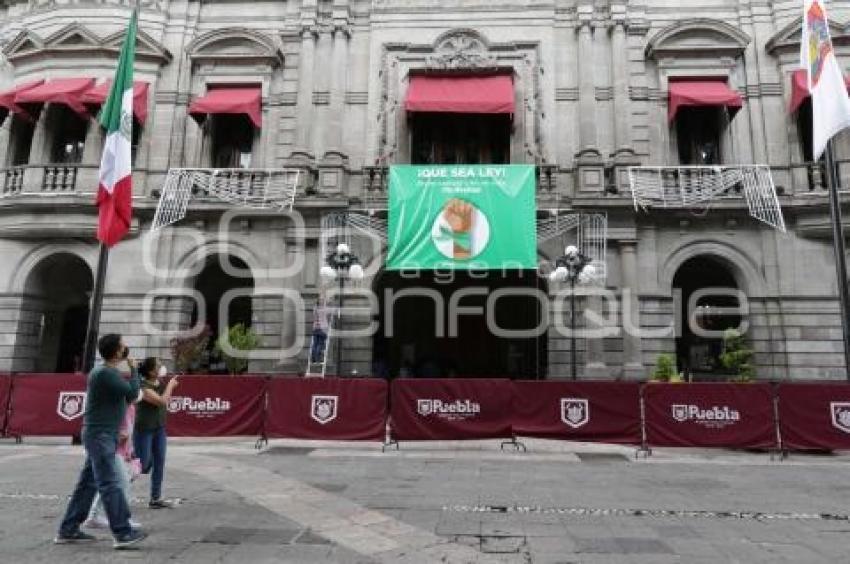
[386,165,537,270]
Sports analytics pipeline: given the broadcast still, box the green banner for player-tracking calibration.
[386,165,537,270]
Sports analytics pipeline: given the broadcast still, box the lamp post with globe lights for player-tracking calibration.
[319,242,364,375]
[549,245,596,380]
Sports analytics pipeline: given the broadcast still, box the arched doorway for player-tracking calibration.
[191,255,254,373]
[373,270,547,379]
[673,255,742,380]
[17,253,93,372]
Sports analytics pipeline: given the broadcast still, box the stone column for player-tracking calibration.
[311,27,332,160]
[575,3,604,194]
[620,240,644,378]
[294,27,316,156]
[610,14,629,154]
[584,293,608,378]
[577,16,596,153]
[326,26,349,153]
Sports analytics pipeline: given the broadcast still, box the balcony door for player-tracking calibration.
[410,113,510,165]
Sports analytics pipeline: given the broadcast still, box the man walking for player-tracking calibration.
[55,334,147,549]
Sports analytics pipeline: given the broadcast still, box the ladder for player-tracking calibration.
[304,301,338,378]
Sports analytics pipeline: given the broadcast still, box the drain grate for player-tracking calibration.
[262,447,316,456]
[443,505,850,522]
[575,452,630,463]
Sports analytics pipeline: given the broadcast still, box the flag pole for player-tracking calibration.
[824,140,850,380]
[81,4,138,373]
[82,244,109,373]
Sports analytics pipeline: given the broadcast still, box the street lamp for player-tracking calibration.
[320,242,364,375]
[549,245,596,380]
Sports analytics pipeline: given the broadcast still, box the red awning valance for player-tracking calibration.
[82,80,150,124]
[405,74,515,114]
[789,69,850,113]
[0,80,44,122]
[668,81,743,122]
[188,87,262,128]
[14,77,96,117]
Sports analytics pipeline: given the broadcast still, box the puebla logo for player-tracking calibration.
[167,396,231,418]
[806,0,832,88]
[671,404,741,428]
[830,402,850,434]
[560,398,589,429]
[416,399,481,421]
[57,392,86,421]
[310,395,338,425]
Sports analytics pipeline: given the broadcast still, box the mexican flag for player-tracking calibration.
[802,0,850,160]
[96,10,136,247]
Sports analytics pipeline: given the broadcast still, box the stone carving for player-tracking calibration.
[427,31,497,70]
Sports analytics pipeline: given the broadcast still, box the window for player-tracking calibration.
[676,107,722,165]
[131,118,142,164]
[49,106,88,164]
[411,113,510,165]
[796,99,827,190]
[9,115,35,165]
[210,114,254,168]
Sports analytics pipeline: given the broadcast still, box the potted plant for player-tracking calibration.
[650,353,678,382]
[214,323,262,375]
[170,325,212,374]
[720,328,754,382]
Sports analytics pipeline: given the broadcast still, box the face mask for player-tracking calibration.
[158,365,168,378]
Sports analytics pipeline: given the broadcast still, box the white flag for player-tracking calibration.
[801,0,850,160]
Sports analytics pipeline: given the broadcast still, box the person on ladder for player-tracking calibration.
[310,294,331,364]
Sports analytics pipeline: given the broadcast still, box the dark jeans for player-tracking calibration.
[58,428,132,538]
[311,329,327,363]
[134,426,167,501]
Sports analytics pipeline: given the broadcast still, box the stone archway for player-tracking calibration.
[672,254,743,380]
[14,252,93,372]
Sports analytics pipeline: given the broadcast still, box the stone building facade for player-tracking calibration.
[0,0,848,380]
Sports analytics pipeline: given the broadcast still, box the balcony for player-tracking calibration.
[627,165,786,231]
[152,167,303,230]
[0,164,96,198]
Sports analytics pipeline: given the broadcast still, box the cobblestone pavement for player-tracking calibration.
[1,437,849,563]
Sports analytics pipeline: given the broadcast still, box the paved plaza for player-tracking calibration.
[1,438,849,563]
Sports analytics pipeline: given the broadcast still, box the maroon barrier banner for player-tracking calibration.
[0,375,11,435]
[166,376,266,437]
[390,378,513,440]
[778,383,850,451]
[7,373,88,436]
[265,378,387,441]
[644,383,776,448]
[512,381,641,444]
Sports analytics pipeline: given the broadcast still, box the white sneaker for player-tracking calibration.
[129,519,142,528]
[83,516,109,529]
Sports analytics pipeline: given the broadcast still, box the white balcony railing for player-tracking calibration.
[628,165,786,232]
[152,168,301,230]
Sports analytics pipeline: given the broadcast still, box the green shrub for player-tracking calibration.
[651,353,677,382]
[214,324,262,375]
[720,328,755,382]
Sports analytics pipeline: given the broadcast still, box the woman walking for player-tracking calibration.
[133,358,179,508]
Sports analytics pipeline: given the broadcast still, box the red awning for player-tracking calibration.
[405,74,515,114]
[82,80,150,124]
[668,81,743,122]
[14,77,96,117]
[188,87,262,128]
[0,80,44,122]
[789,69,850,113]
